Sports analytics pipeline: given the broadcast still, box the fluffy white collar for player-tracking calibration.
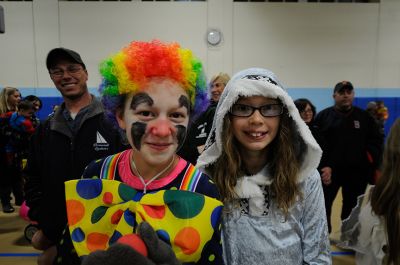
[234,164,272,198]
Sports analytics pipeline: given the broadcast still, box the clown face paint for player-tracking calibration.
[132,123,187,151]
[131,122,146,150]
[175,124,187,150]
[179,95,190,112]
[117,78,190,167]
[130,93,154,110]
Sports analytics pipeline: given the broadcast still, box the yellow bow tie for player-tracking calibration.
[65,179,223,263]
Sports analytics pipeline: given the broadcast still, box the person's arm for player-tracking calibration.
[20,117,35,134]
[314,110,336,173]
[24,122,45,222]
[365,113,384,169]
[311,125,332,185]
[301,170,332,264]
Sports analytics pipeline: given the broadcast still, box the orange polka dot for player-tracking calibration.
[111,209,124,224]
[143,205,165,219]
[66,200,85,226]
[103,192,113,204]
[174,227,200,255]
[86,233,109,252]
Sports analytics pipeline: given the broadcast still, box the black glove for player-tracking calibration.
[82,243,155,265]
[138,221,181,265]
[82,221,181,265]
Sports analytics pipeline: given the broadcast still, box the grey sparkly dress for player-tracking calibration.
[221,168,330,265]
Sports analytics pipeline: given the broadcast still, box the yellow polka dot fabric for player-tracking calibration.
[65,179,223,263]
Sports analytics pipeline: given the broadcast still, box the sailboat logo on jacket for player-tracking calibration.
[93,131,109,151]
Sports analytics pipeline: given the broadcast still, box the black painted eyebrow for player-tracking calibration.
[178,95,190,110]
[130,93,154,110]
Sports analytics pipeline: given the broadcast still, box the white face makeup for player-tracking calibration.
[117,78,190,168]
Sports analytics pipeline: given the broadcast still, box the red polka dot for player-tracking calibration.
[143,205,166,219]
[111,209,124,224]
[117,234,148,257]
[87,233,109,252]
[103,192,113,204]
[174,227,200,255]
[66,200,85,226]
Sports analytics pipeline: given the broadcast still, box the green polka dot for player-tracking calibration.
[92,175,99,179]
[170,187,178,190]
[164,190,205,218]
[118,183,137,201]
[91,206,108,224]
[208,254,215,262]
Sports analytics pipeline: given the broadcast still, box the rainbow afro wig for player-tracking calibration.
[99,39,208,119]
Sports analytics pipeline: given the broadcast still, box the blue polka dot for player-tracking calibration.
[211,206,222,229]
[156,229,171,245]
[109,230,122,245]
[124,211,136,227]
[71,227,85,242]
[76,179,102,200]
[133,192,144,202]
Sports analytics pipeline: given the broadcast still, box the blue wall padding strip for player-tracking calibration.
[17,87,400,134]
[0,253,40,257]
[331,251,355,256]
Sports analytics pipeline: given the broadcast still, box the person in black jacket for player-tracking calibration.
[24,48,126,265]
[314,81,384,234]
[178,72,230,164]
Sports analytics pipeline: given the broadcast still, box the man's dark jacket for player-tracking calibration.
[25,97,126,242]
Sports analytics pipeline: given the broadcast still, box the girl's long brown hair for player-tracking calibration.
[371,118,400,265]
[207,107,306,215]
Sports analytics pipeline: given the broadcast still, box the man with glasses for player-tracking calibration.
[24,48,126,265]
[314,81,383,235]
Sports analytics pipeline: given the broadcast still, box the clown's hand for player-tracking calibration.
[138,221,181,265]
[82,243,155,265]
[82,222,181,265]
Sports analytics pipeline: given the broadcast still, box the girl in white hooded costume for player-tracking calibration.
[197,68,331,264]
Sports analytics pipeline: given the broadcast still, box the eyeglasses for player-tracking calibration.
[49,65,83,78]
[230,103,284,117]
[300,109,313,114]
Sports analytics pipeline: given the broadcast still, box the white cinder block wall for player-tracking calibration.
[0,0,399,93]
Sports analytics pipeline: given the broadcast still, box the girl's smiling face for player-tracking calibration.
[230,96,281,155]
[117,78,190,167]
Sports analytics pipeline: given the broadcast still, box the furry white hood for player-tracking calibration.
[197,68,322,183]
